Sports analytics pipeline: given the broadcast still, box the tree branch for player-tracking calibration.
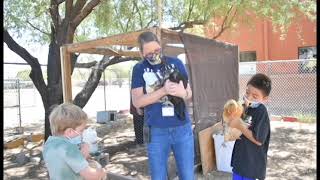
[186,0,195,21]
[125,2,137,32]
[72,0,101,28]
[133,0,144,28]
[26,20,51,36]
[71,0,87,20]
[50,0,62,28]
[56,0,66,4]
[75,61,98,68]
[65,0,73,20]
[73,56,139,108]
[4,30,48,107]
[145,17,157,28]
[169,20,207,31]
[211,5,236,39]
[113,1,125,32]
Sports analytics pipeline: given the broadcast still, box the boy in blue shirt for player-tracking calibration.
[228,73,272,180]
[131,31,194,180]
[42,103,107,180]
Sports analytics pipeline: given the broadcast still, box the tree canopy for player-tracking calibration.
[4,0,316,44]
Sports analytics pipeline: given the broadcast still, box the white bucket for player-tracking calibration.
[212,133,235,173]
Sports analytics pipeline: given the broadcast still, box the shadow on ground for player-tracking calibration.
[3,119,316,180]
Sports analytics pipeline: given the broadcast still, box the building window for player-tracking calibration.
[298,46,316,59]
[240,51,257,62]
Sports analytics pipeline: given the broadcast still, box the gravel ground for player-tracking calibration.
[3,117,317,180]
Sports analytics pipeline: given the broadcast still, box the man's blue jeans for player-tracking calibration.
[147,122,194,180]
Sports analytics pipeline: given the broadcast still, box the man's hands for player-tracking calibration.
[164,80,187,98]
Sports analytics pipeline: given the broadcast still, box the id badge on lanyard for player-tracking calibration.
[162,100,174,117]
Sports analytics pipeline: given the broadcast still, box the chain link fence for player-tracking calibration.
[71,67,131,117]
[3,59,316,129]
[239,59,317,119]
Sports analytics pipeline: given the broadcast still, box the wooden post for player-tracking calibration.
[60,46,72,103]
[157,0,162,28]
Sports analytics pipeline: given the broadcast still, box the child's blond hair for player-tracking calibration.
[49,103,88,135]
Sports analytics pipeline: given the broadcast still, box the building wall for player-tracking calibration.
[205,13,317,61]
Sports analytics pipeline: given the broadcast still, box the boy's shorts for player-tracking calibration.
[233,171,256,180]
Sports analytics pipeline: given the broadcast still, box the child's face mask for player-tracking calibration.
[243,95,261,108]
[67,129,82,145]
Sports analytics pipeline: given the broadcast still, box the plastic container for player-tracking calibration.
[96,111,117,123]
[212,133,235,173]
[82,127,99,153]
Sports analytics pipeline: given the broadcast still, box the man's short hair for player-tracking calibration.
[49,103,88,135]
[137,31,159,53]
[247,73,272,96]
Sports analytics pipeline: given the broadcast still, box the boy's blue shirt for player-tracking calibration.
[131,56,191,128]
[231,104,270,179]
[43,136,88,180]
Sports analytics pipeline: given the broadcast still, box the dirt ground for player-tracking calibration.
[3,116,316,180]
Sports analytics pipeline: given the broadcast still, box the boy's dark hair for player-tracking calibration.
[137,31,159,53]
[247,73,272,96]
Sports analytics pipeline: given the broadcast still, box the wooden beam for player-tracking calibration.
[161,28,183,44]
[118,50,140,57]
[75,47,141,57]
[4,134,44,149]
[60,46,73,103]
[66,28,157,53]
[4,138,24,149]
[77,47,120,56]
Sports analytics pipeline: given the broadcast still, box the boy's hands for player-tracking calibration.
[228,118,245,132]
[80,143,90,159]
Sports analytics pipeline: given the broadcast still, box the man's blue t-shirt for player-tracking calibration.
[131,56,191,128]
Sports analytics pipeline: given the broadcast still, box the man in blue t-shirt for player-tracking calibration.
[131,31,194,180]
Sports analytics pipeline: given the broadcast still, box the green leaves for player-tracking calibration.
[4,0,51,44]
[4,0,316,43]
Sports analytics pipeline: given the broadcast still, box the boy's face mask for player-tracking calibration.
[243,95,261,108]
[67,129,82,145]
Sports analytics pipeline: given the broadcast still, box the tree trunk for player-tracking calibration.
[44,25,79,140]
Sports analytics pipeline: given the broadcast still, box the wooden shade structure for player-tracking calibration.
[60,27,239,173]
[60,27,185,102]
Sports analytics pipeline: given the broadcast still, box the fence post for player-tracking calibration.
[16,79,22,131]
[267,61,272,75]
[103,71,107,112]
